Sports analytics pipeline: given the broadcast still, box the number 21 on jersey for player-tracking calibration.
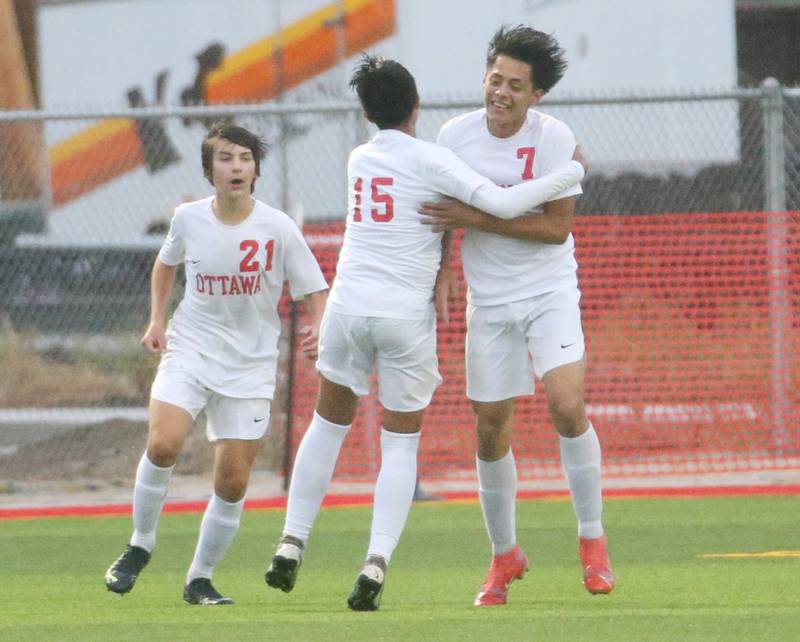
[239,239,274,272]
[353,176,394,222]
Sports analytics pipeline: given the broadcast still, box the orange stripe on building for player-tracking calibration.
[49,0,395,208]
[205,0,395,102]
[50,120,143,206]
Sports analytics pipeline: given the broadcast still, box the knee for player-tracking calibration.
[146,438,182,467]
[547,395,587,437]
[474,404,513,455]
[476,418,504,447]
[214,475,248,503]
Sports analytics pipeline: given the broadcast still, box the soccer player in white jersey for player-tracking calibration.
[264,54,586,611]
[104,122,328,605]
[420,26,615,605]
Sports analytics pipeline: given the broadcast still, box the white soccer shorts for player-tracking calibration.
[151,354,270,441]
[465,287,585,402]
[316,309,442,412]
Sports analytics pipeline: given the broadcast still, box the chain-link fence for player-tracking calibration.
[0,82,798,496]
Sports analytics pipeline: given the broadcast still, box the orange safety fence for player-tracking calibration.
[284,212,799,482]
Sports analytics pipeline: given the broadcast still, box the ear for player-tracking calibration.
[363,109,375,124]
[529,88,546,107]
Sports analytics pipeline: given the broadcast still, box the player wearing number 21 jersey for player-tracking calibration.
[158,194,325,399]
[105,123,327,607]
[265,54,585,612]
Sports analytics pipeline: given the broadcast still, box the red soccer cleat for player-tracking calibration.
[579,535,615,594]
[473,544,529,606]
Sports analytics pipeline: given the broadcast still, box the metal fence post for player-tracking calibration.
[761,77,791,451]
[762,78,786,212]
[279,106,300,492]
[273,1,297,490]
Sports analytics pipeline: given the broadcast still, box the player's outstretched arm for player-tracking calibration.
[141,259,177,353]
[420,146,586,242]
[420,194,577,244]
[298,289,328,362]
[468,157,583,220]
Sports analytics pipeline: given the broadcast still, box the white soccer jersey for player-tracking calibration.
[328,128,583,319]
[328,129,481,319]
[158,196,327,399]
[438,108,583,306]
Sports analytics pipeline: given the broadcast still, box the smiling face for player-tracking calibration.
[209,138,257,197]
[483,55,545,138]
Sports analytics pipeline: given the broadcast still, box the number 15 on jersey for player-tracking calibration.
[353,176,394,223]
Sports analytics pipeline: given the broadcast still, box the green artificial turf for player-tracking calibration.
[1,494,798,641]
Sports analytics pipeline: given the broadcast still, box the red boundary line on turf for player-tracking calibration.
[1,484,799,520]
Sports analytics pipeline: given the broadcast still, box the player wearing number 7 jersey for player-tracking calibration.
[104,122,328,606]
[264,54,585,611]
[421,26,615,605]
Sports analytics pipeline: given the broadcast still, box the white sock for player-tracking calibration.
[367,429,420,563]
[130,453,173,552]
[283,412,350,543]
[560,424,604,539]
[477,450,518,555]
[186,494,244,583]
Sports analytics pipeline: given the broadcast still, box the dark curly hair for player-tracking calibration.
[487,25,567,93]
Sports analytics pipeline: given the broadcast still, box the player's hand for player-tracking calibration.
[419,198,484,232]
[573,144,589,173]
[140,322,167,353]
[298,324,320,362]
[434,267,459,323]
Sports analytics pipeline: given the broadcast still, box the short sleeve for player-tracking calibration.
[158,210,185,266]
[538,120,582,199]
[282,221,329,300]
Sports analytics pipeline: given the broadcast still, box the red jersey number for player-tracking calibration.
[517,147,535,180]
[239,239,275,272]
[353,176,394,223]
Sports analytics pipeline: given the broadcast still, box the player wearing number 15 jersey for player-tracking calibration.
[105,122,328,606]
[265,54,586,611]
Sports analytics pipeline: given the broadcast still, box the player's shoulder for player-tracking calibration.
[413,137,464,175]
[528,109,575,139]
[173,195,213,218]
[253,199,291,222]
[348,140,372,162]
[252,199,301,233]
[170,196,214,231]
[440,108,486,136]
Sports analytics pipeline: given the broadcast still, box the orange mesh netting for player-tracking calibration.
[284,212,799,482]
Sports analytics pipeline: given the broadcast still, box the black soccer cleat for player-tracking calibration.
[105,545,151,594]
[183,578,235,605]
[265,554,301,592]
[265,540,303,593]
[347,565,385,611]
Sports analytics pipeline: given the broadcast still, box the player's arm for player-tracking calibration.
[141,258,177,353]
[433,231,459,323]
[298,289,328,361]
[421,145,586,243]
[467,158,583,220]
[422,145,585,226]
[421,195,576,244]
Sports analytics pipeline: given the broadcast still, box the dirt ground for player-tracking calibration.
[0,416,289,506]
